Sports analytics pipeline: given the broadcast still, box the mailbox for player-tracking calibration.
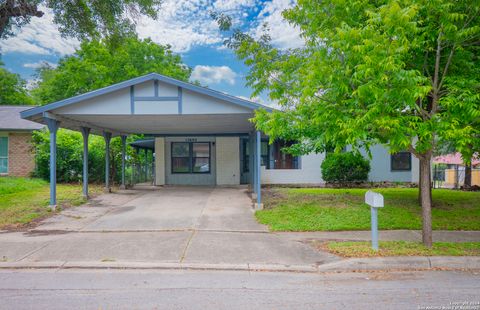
[365,190,384,208]
[365,190,384,251]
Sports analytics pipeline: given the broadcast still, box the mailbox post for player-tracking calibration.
[365,190,384,251]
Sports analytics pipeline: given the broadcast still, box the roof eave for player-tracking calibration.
[20,73,273,120]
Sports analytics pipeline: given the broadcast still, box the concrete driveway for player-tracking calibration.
[0,187,337,269]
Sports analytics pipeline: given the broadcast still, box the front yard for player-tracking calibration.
[256,188,480,231]
[0,177,103,230]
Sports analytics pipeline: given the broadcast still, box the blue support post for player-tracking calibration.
[251,132,256,193]
[255,130,262,209]
[80,127,90,199]
[120,135,127,189]
[45,118,59,209]
[371,207,379,251]
[144,148,148,182]
[103,132,112,192]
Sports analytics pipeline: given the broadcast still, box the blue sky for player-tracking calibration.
[0,0,302,105]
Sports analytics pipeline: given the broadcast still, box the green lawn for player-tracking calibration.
[318,241,480,257]
[0,177,103,229]
[256,188,480,231]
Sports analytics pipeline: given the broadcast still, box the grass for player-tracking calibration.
[0,177,103,230]
[318,241,480,257]
[256,187,480,231]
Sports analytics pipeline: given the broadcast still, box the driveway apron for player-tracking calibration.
[0,187,337,267]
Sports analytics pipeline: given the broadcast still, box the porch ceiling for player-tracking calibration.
[31,113,255,136]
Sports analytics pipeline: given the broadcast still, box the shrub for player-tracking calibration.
[321,151,370,184]
[32,128,142,184]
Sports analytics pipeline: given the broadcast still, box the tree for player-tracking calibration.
[32,36,191,103]
[0,62,33,105]
[217,0,480,246]
[0,0,161,41]
[30,37,191,185]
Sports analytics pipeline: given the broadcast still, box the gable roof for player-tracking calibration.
[0,106,45,131]
[21,73,272,119]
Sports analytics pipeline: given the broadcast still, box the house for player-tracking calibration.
[433,153,480,187]
[0,106,44,177]
[20,73,418,208]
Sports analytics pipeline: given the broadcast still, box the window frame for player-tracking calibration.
[0,136,8,174]
[391,151,412,171]
[171,142,211,174]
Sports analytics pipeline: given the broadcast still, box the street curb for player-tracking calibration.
[0,257,479,273]
[0,261,317,273]
[317,256,480,272]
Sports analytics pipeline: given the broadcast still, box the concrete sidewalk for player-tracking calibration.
[1,187,479,273]
[277,230,480,243]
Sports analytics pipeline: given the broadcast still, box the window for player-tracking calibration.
[171,142,210,174]
[391,152,411,171]
[0,137,7,174]
[272,140,299,169]
[261,141,269,167]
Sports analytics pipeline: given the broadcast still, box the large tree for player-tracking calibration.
[32,36,191,103]
[0,62,33,105]
[217,0,480,246]
[0,0,161,41]
[30,36,191,185]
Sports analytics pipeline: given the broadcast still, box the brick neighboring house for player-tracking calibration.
[0,106,44,177]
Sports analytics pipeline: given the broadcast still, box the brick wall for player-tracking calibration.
[7,132,35,177]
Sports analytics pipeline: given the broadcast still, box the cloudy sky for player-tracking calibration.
[0,0,302,104]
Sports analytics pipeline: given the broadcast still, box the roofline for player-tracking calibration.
[0,128,43,132]
[21,73,272,119]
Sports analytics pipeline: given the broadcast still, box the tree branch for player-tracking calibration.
[0,0,43,37]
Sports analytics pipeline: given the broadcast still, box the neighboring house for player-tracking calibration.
[433,153,480,187]
[0,106,44,177]
[20,73,418,188]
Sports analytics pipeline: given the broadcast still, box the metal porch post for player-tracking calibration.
[120,135,127,189]
[103,131,112,192]
[255,130,262,209]
[45,118,59,210]
[144,148,148,182]
[251,132,256,193]
[80,127,90,199]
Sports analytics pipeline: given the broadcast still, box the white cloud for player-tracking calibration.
[0,0,301,58]
[23,60,57,69]
[251,0,304,49]
[191,65,237,85]
[0,6,79,56]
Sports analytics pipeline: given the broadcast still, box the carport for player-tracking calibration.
[21,73,269,210]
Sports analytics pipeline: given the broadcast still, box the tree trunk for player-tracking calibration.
[464,163,472,189]
[419,157,433,247]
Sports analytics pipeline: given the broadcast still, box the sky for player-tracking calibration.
[0,0,302,105]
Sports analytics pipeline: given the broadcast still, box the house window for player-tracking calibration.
[0,137,7,174]
[391,152,411,171]
[172,142,210,174]
[261,141,269,167]
[272,140,299,169]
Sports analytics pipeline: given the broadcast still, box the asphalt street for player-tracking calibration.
[0,269,478,310]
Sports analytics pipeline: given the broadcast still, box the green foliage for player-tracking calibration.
[32,37,191,104]
[31,128,141,183]
[220,0,480,161]
[0,65,34,105]
[0,0,161,41]
[321,152,370,183]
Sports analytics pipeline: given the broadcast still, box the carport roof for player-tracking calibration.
[20,73,272,120]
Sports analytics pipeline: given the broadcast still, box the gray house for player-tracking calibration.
[20,73,418,208]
